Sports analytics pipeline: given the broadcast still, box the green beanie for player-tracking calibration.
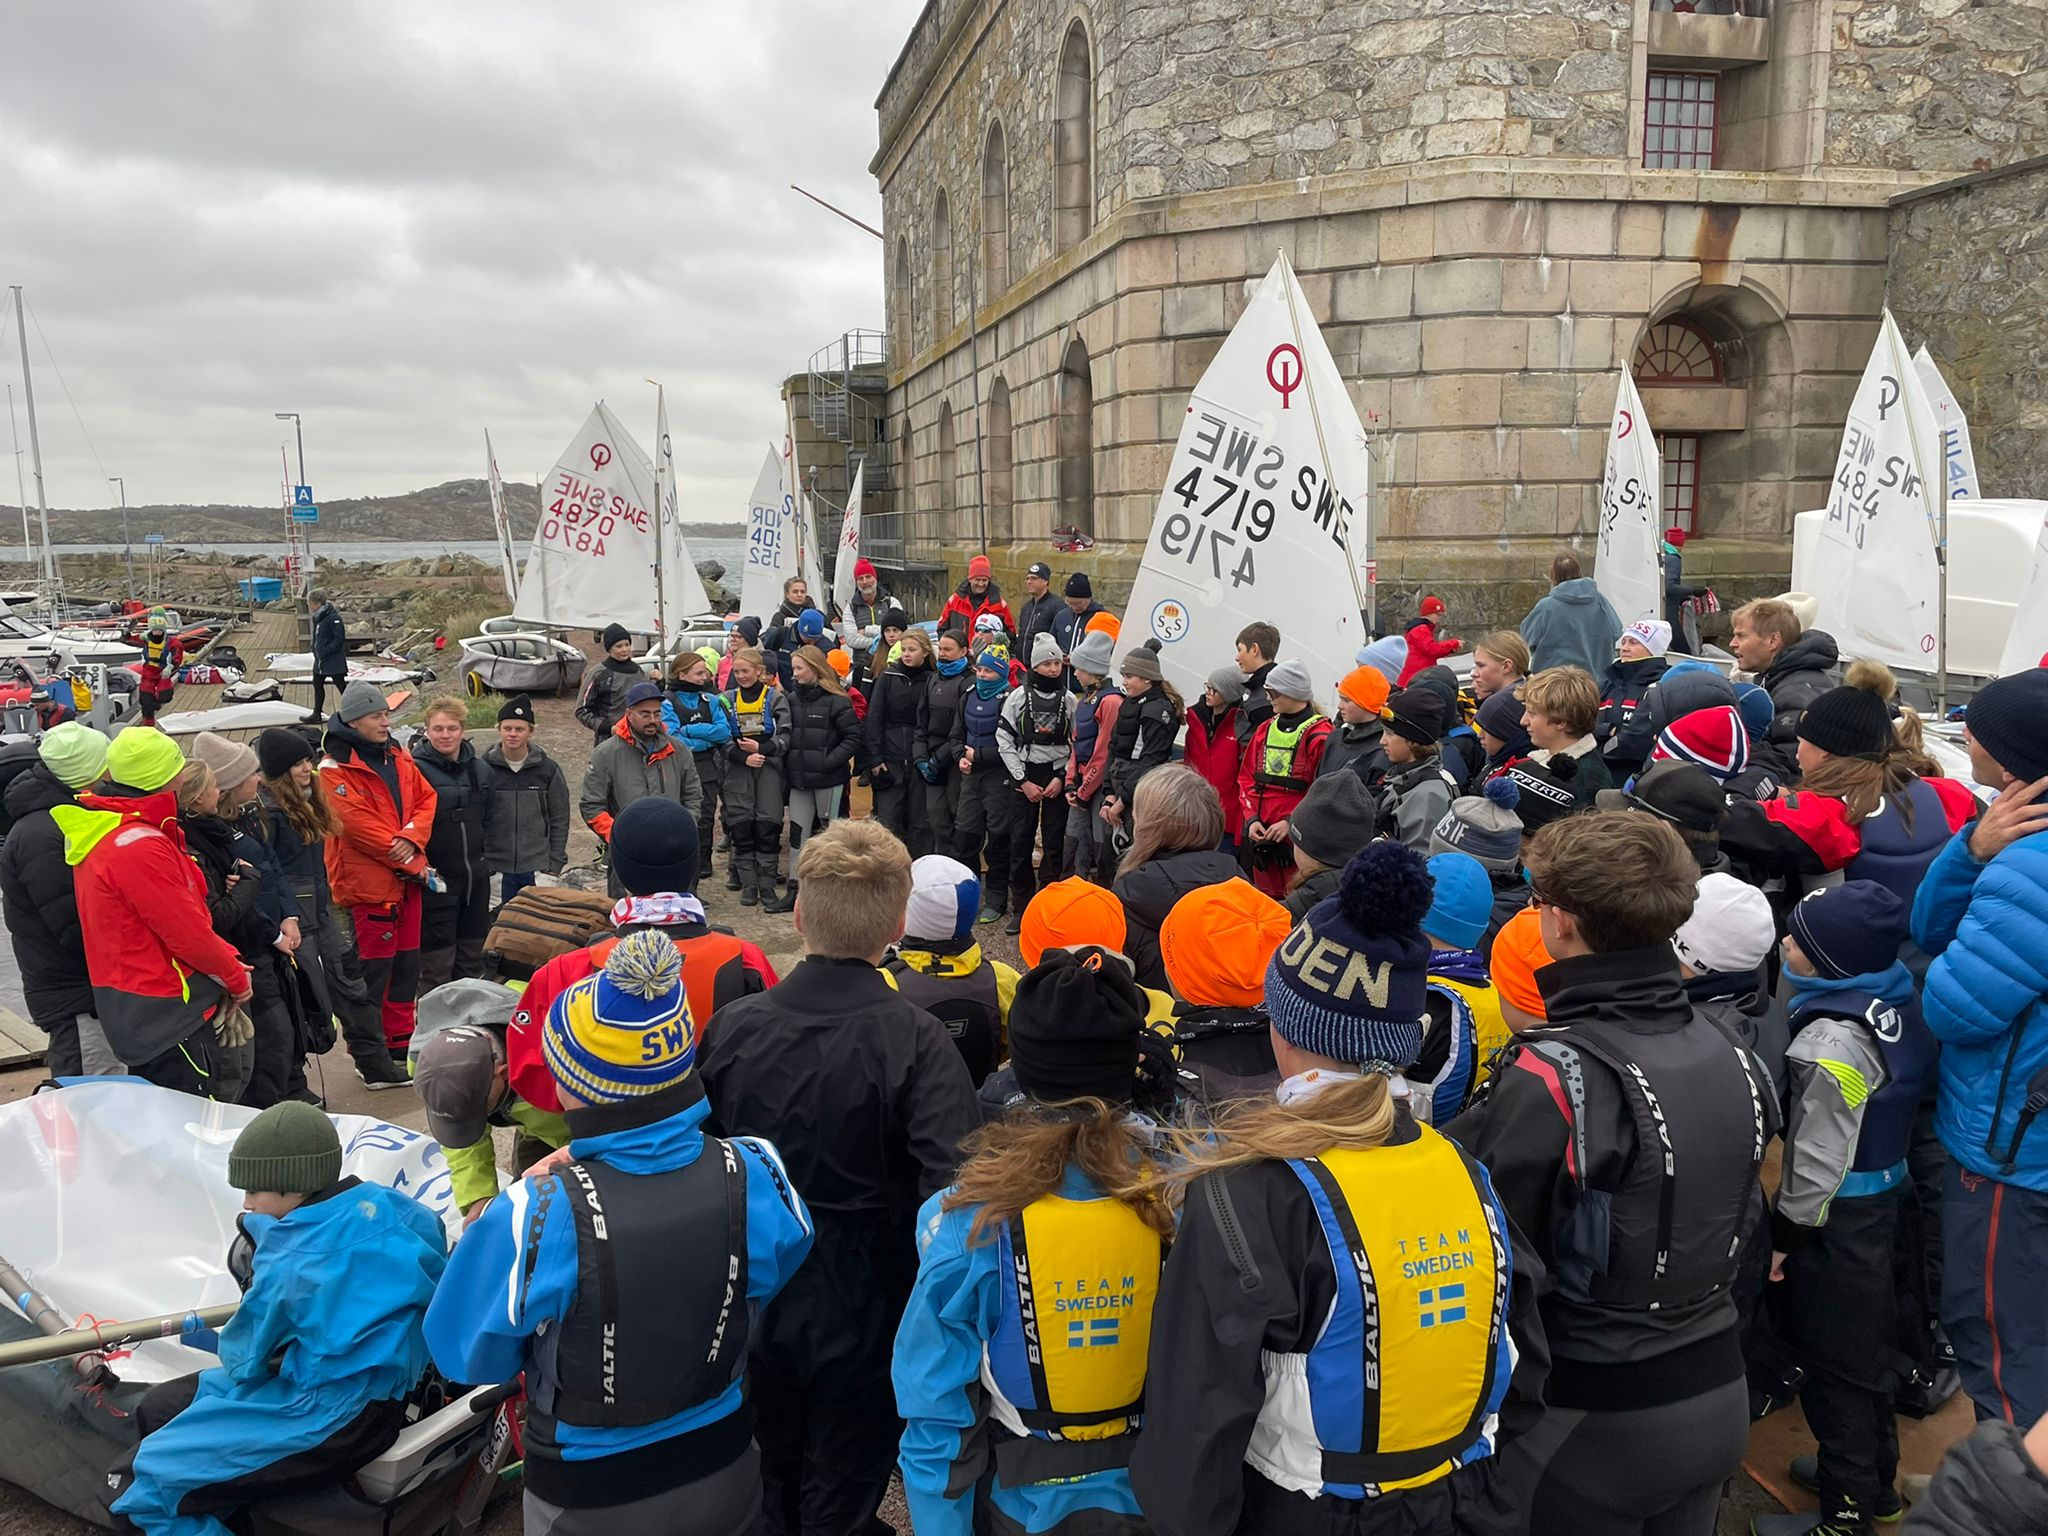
[105,726,185,793]
[227,1100,343,1195]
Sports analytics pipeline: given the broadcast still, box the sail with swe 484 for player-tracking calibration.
[1121,252,1369,705]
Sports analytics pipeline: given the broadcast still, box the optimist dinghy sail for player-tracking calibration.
[739,446,798,622]
[485,429,517,601]
[831,461,865,620]
[1121,251,1370,704]
[1595,370,1664,625]
[1914,345,1981,504]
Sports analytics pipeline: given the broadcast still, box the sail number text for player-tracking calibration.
[544,468,649,560]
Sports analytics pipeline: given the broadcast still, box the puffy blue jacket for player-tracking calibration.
[424,1092,813,1460]
[1912,826,2048,1191]
[662,685,738,756]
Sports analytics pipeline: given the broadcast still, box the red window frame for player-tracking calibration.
[1644,71,1719,170]
[1659,433,1702,534]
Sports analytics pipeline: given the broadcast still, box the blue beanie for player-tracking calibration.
[797,607,827,641]
[1787,880,1909,981]
[1265,841,1433,1069]
[1424,852,1493,951]
[1732,681,1774,742]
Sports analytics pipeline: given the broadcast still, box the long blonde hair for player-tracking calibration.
[1152,1074,1399,1198]
[1806,661,1938,825]
[944,1101,1176,1245]
[174,760,217,816]
[1119,764,1224,876]
[793,643,846,697]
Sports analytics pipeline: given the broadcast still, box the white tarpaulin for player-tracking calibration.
[831,461,865,619]
[263,654,423,684]
[1120,252,1369,704]
[1811,310,1946,672]
[1595,370,1664,626]
[738,447,797,623]
[0,1081,459,1386]
[155,701,320,735]
[1999,515,2048,676]
[1914,345,1981,503]
[486,428,517,601]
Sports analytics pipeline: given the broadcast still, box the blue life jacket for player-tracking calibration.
[1073,685,1122,770]
[963,686,1007,756]
[1790,968,1935,1174]
[1849,778,1961,908]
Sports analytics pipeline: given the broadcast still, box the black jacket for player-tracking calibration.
[1106,687,1181,803]
[1319,717,1389,789]
[1761,629,1839,748]
[915,668,973,772]
[782,683,860,790]
[310,601,348,676]
[574,656,647,739]
[181,812,280,961]
[864,660,929,779]
[1283,863,1341,922]
[1013,591,1065,662]
[412,738,495,901]
[481,743,569,875]
[255,785,333,923]
[1596,654,1670,776]
[1112,850,1245,990]
[0,763,93,1022]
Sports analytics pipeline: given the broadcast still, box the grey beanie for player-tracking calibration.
[336,679,388,723]
[1030,632,1065,669]
[1288,770,1381,868]
[1206,667,1248,707]
[1429,779,1526,873]
[1266,657,1315,703]
[1069,628,1116,678]
[226,1100,343,1195]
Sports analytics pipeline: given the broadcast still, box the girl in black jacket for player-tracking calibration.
[916,630,975,856]
[767,644,861,914]
[1101,640,1183,847]
[412,698,496,988]
[866,629,934,855]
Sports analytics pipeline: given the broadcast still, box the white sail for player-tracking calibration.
[513,402,674,634]
[1121,251,1369,704]
[1998,514,2048,676]
[832,461,865,618]
[652,386,712,633]
[738,446,797,622]
[1811,311,1946,671]
[1594,370,1664,626]
[485,429,516,600]
[1913,345,1981,503]
[799,490,827,614]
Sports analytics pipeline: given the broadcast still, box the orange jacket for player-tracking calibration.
[320,733,438,909]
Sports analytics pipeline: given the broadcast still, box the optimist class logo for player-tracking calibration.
[1266,344,1303,410]
[590,442,613,470]
[1150,599,1191,644]
[1616,408,1634,439]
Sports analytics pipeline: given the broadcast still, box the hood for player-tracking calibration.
[611,713,675,759]
[1429,948,1490,987]
[1684,968,1769,1009]
[4,760,75,817]
[1535,944,1694,1035]
[1787,957,1917,1017]
[1410,665,1463,721]
[1114,850,1245,922]
[322,718,390,765]
[56,787,180,865]
[1548,576,1604,606]
[1647,664,1737,734]
[895,941,989,980]
[565,1084,713,1173]
[1768,628,1840,680]
[483,741,551,770]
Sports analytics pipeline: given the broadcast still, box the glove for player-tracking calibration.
[212,1003,253,1049]
[870,762,893,786]
[916,759,941,785]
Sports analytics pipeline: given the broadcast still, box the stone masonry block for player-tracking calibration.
[1316,212,1381,269]
[1546,201,1619,257]
[1568,260,1657,315]
[1416,428,1518,485]
[1784,208,1887,263]
[1332,265,1416,322]
[1415,258,1505,316]
[1161,284,1227,338]
[1115,238,1178,291]
[1178,226,1254,287]
[1359,321,1425,375]
[1432,200,1546,258]
[1517,426,1603,480]
[1500,373,1580,426]
[1380,206,1437,263]
[1788,262,1887,319]
[1423,315,1530,372]
[1500,258,1573,314]
[1392,372,1504,429]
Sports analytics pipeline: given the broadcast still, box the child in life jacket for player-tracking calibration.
[1476,688,1532,784]
[1413,851,1511,1124]
[1101,640,1183,851]
[1238,658,1332,898]
[1762,882,1932,1536]
[721,645,791,908]
[1320,665,1391,791]
[1061,628,1125,883]
[894,947,1175,1536]
[1129,840,1542,1536]
[1157,878,1292,1111]
[996,635,1076,929]
[883,854,1021,1089]
[1183,668,1248,852]
[664,647,738,884]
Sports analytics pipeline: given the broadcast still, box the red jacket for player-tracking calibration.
[939,582,1016,637]
[1184,704,1246,839]
[124,631,185,693]
[52,789,248,1067]
[1067,690,1125,803]
[1240,711,1335,830]
[321,733,437,909]
[1397,619,1462,686]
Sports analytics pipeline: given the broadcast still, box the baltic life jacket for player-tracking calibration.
[1846,777,1972,908]
[885,944,1004,1087]
[1072,685,1122,770]
[584,928,748,1045]
[983,1189,1164,1485]
[1420,968,1512,1124]
[1255,711,1329,794]
[526,1131,749,1468]
[962,686,1006,756]
[1254,1126,1512,1498]
[1016,682,1074,750]
[730,683,776,742]
[1536,1016,1769,1309]
[142,633,175,673]
[1790,985,1937,1177]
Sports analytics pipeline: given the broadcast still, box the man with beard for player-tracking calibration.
[580,680,703,898]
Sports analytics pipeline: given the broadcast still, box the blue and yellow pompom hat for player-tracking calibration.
[542,930,698,1105]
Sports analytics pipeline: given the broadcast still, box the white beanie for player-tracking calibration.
[904,855,981,943]
[1671,872,1776,975]
[1623,618,1673,658]
[1266,657,1314,702]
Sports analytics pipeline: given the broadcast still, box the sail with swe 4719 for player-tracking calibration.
[1121,251,1370,704]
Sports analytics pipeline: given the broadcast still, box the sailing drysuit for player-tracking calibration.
[664,681,738,881]
[882,936,1020,1089]
[720,680,789,902]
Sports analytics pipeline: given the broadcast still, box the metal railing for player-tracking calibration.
[807,329,893,493]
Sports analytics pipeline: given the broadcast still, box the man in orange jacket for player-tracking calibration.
[321,681,437,1058]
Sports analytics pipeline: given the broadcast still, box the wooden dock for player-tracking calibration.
[165,608,318,724]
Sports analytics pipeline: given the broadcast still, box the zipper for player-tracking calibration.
[1205,1173,1263,1293]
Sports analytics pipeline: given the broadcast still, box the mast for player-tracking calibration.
[650,385,668,657]
[7,386,28,565]
[10,288,55,584]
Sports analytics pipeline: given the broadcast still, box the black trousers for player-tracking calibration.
[419,877,492,991]
[129,1023,217,1097]
[953,769,1015,892]
[242,954,309,1108]
[1006,765,1070,909]
[310,671,349,719]
[870,767,931,857]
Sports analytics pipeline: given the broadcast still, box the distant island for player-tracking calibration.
[27,478,743,544]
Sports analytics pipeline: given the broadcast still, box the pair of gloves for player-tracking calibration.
[915,759,942,785]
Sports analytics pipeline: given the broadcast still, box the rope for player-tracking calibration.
[24,296,115,486]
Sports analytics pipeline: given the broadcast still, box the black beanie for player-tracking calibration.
[1008,947,1148,1106]
[600,622,632,650]
[1788,880,1909,980]
[497,693,536,724]
[1383,687,1446,745]
[1796,685,1892,760]
[610,797,701,896]
[1065,572,1093,599]
[255,727,316,781]
[1965,669,2048,783]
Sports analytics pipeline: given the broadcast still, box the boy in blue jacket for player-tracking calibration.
[425,929,814,1536]
[664,647,738,892]
[1762,882,1931,1536]
[107,1100,448,1536]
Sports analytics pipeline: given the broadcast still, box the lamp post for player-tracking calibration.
[108,476,134,599]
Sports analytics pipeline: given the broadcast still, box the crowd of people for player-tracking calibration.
[25,548,2048,1536]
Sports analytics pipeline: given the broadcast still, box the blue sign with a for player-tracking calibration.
[292,484,314,508]
[291,505,319,524]
[143,533,166,544]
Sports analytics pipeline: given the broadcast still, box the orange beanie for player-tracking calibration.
[1019,878,1129,967]
[1084,611,1122,643]
[1159,880,1293,1008]
[1489,906,1551,1020]
[1338,666,1392,715]
[826,647,853,680]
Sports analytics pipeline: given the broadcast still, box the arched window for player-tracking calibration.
[892,238,912,365]
[1054,22,1093,253]
[1056,337,1094,537]
[1632,318,1725,383]
[982,122,1011,297]
[937,403,957,541]
[987,376,1015,542]
[931,190,953,341]
[898,415,914,513]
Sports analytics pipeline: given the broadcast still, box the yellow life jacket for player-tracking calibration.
[731,682,774,739]
[1257,711,1328,792]
[1436,973,1511,1094]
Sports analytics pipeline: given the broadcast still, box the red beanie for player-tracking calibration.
[968,555,992,580]
[1420,594,1446,617]
[853,557,877,580]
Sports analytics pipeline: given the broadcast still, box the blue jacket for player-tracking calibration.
[1912,825,2048,1190]
[310,601,348,676]
[1520,577,1623,677]
[894,1167,1147,1536]
[424,1092,813,1460]
[662,686,738,756]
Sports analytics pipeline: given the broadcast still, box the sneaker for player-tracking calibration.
[1752,1516,1865,1536]
[355,1055,412,1091]
[1788,1458,1903,1523]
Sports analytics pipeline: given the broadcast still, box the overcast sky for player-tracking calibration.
[0,0,915,522]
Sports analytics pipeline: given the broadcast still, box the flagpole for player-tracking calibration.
[649,385,668,661]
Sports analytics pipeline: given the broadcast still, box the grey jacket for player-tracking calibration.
[1903,1420,2048,1535]
[996,681,1076,779]
[578,728,703,833]
[1777,1015,1887,1232]
[1383,756,1460,852]
[483,743,570,875]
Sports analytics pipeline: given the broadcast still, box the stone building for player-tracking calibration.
[866,0,2048,625]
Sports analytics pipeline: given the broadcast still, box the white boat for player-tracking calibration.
[0,611,139,669]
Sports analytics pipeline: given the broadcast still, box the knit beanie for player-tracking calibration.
[1622,619,1672,658]
[600,622,632,650]
[1119,639,1165,683]
[1965,669,2048,783]
[1266,658,1314,703]
[1265,842,1433,1068]
[336,679,388,723]
[1206,667,1248,708]
[255,727,316,781]
[1429,778,1523,872]
[1408,666,1464,728]
[1069,629,1116,678]
[968,554,993,581]
[1489,907,1550,1019]
[105,726,185,793]
[1382,686,1446,745]
[1065,572,1092,598]
[1009,947,1150,1106]
[1476,689,1529,754]
[543,930,698,1104]
[797,608,828,642]
[1288,769,1381,867]
[1160,880,1291,1008]
[190,731,259,794]
[1420,594,1447,618]
[826,648,854,681]
[1020,877,1128,967]
[1671,872,1776,976]
[1788,880,1910,981]
[1030,632,1065,669]
[1337,665,1390,715]
[877,608,909,635]
[226,1100,343,1195]
[1651,705,1752,781]
[1732,681,1774,742]
[1085,611,1122,643]
[1505,758,1579,833]
[1424,852,1494,951]
[1356,633,1409,684]
[38,721,108,789]
[905,854,981,943]
[1796,686,1893,761]
[498,693,536,724]
[854,557,877,581]
[734,616,763,646]
[610,796,701,896]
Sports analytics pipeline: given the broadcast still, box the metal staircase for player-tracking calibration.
[807,330,892,494]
